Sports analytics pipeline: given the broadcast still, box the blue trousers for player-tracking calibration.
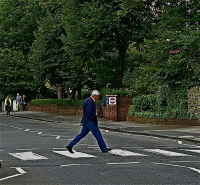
[68,122,108,152]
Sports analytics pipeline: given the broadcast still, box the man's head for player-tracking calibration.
[91,90,101,101]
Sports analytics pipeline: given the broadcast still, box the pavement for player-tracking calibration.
[3,111,200,145]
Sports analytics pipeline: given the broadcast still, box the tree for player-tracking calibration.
[0,49,35,97]
[30,4,68,99]
[63,0,154,89]
[0,0,43,54]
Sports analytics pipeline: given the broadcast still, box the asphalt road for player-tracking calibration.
[1,115,200,185]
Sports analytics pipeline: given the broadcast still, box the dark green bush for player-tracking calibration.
[129,89,198,119]
[133,94,159,112]
[31,99,84,107]
[101,88,132,97]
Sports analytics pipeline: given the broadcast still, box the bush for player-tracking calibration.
[133,94,159,112]
[31,99,84,107]
[129,90,198,119]
[101,88,132,96]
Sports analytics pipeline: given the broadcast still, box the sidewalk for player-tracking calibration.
[3,111,200,144]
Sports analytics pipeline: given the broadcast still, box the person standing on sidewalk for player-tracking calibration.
[16,93,22,111]
[21,95,27,111]
[66,90,111,153]
[5,96,12,116]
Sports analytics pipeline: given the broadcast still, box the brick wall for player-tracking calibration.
[102,96,132,121]
[28,104,82,116]
[28,96,132,121]
[118,96,132,121]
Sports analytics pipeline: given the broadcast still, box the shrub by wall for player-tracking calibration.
[129,89,197,120]
[188,86,200,118]
[31,99,84,107]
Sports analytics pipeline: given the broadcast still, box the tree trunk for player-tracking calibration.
[113,47,127,88]
[57,85,63,99]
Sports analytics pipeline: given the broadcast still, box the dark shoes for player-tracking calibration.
[102,148,112,153]
[66,146,74,153]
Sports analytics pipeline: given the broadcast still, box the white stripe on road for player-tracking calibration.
[9,152,48,160]
[107,162,140,165]
[144,149,190,156]
[109,149,147,156]
[24,129,30,132]
[16,148,39,151]
[0,168,26,182]
[53,151,96,158]
[61,164,91,167]
[15,167,27,174]
[170,161,200,163]
[185,150,200,154]
[155,162,200,175]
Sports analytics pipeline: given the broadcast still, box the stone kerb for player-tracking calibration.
[127,116,200,125]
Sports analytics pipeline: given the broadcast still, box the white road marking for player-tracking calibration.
[107,162,140,165]
[38,132,42,135]
[24,129,30,132]
[56,136,61,139]
[178,140,183,144]
[0,168,26,182]
[88,145,99,147]
[144,149,190,156]
[155,162,200,175]
[15,167,27,174]
[53,151,96,158]
[182,143,200,148]
[109,149,146,156]
[185,149,200,154]
[61,164,91,167]
[170,161,200,163]
[29,130,38,133]
[53,148,66,150]
[178,136,194,138]
[9,152,48,160]
[16,148,39,151]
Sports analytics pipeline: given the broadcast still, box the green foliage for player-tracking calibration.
[0,0,199,114]
[31,99,84,107]
[133,95,159,112]
[30,2,68,90]
[63,0,154,88]
[0,48,35,96]
[129,87,198,119]
[101,88,132,97]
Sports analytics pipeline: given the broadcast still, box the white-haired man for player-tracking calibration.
[66,90,111,153]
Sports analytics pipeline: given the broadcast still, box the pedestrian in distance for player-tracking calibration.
[5,96,12,116]
[21,95,27,111]
[16,93,22,111]
[66,90,111,153]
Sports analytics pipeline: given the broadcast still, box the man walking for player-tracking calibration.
[66,90,111,153]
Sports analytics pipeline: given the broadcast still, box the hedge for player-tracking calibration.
[31,99,84,107]
[129,92,198,119]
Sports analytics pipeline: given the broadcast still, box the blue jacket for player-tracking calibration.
[81,97,97,125]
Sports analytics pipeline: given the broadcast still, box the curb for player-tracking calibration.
[11,115,61,123]
[11,115,200,145]
[100,126,200,144]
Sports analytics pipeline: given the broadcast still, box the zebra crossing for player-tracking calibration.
[3,148,200,161]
